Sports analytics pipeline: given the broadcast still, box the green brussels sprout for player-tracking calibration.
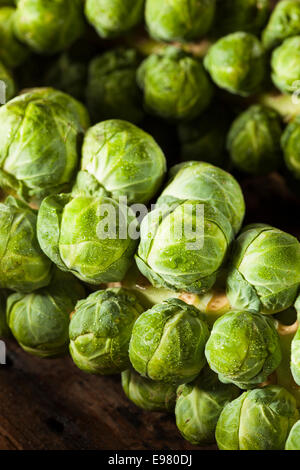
[0,290,10,338]
[129,298,210,384]
[44,54,87,102]
[205,310,282,389]
[157,162,245,235]
[175,368,240,445]
[14,0,85,55]
[0,7,29,68]
[0,59,15,102]
[216,386,299,450]
[262,0,300,50]
[145,0,216,42]
[204,32,266,97]
[86,48,143,124]
[281,115,300,180]
[214,0,271,36]
[290,294,300,386]
[137,46,214,121]
[37,193,139,285]
[136,200,234,293]
[291,324,300,386]
[69,288,144,374]
[227,105,283,175]
[286,420,300,450]
[85,0,144,39]
[122,368,177,412]
[6,271,85,358]
[271,36,300,94]
[177,106,230,167]
[72,120,166,205]
[0,196,52,292]
[0,87,90,204]
[226,224,300,315]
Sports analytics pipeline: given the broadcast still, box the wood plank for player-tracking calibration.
[0,340,216,450]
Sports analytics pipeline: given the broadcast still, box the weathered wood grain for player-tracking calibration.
[0,340,216,451]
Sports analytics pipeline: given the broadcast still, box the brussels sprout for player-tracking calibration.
[136,200,234,293]
[157,162,245,235]
[286,420,300,450]
[226,224,300,315]
[177,106,230,167]
[44,54,87,102]
[85,0,144,39]
[204,32,266,97]
[291,324,300,386]
[145,0,216,42]
[72,120,166,205]
[0,196,52,292]
[122,369,177,412]
[14,0,85,55]
[0,87,90,204]
[227,105,283,175]
[0,60,15,102]
[281,115,300,180]
[0,7,29,68]
[160,162,245,231]
[6,271,85,358]
[214,0,271,36]
[137,46,214,121]
[262,0,300,50]
[216,386,299,450]
[205,310,282,389]
[290,294,300,386]
[129,298,210,384]
[69,288,144,374]
[86,48,143,124]
[175,368,240,445]
[0,290,10,338]
[271,36,300,94]
[37,193,138,285]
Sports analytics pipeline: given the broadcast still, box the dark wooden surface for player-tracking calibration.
[0,340,213,451]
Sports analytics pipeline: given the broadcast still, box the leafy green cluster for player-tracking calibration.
[205,311,282,389]
[227,105,282,175]
[0,88,90,203]
[226,224,300,315]
[136,162,245,293]
[85,0,144,39]
[86,48,144,124]
[69,288,144,374]
[7,270,85,357]
[216,386,299,450]
[204,32,267,97]
[14,0,85,54]
[145,0,216,42]
[137,46,214,121]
